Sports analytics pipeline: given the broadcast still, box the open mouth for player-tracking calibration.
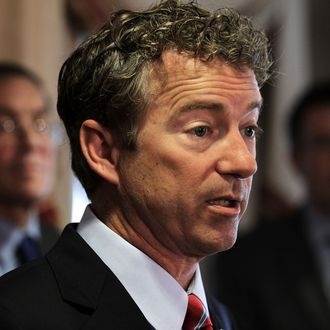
[207,199,238,208]
[206,198,242,217]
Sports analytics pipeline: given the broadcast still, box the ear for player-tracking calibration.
[80,119,120,185]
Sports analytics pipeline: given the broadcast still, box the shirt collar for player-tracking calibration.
[77,205,208,330]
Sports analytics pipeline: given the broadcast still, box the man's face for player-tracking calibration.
[295,105,330,216]
[117,52,261,258]
[0,76,54,206]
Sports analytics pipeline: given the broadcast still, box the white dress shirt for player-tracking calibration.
[77,205,209,330]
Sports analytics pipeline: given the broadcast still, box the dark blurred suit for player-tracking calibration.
[215,208,330,330]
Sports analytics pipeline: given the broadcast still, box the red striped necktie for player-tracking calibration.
[182,293,213,330]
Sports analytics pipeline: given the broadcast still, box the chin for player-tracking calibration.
[217,234,238,252]
[213,225,240,252]
[220,237,237,252]
[195,233,238,257]
[216,220,239,249]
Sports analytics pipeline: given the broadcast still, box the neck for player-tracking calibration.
[90,200,199,290]
[109,215,198,289]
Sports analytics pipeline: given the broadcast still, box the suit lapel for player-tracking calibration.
[209,306,224,330]
[46,224,153,329]
[81,271,154,330]
[207,294,234,330]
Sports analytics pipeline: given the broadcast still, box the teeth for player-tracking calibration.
[208,199,233,207]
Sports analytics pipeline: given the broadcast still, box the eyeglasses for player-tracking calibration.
[0,116,64,145]
[0,117,50,135]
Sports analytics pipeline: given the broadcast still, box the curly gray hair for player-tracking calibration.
[57,0,272,197]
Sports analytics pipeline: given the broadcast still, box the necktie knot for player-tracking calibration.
[183,294,213,330]
[16,235,42,265]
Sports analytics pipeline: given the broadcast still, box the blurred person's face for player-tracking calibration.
[295,105,330,216]
[0,76,55,207]
[116,52,261,257]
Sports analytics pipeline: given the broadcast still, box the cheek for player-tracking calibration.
[246,176,254,190]
[120,150,184,206]
[133,142,183,181]
[45,145,55,167]
[242,178,253,211]
[303,152,328,177]
[0,145,17,165]
[37,139,55,163]
[153,154,207,202]
[156,143,205,179]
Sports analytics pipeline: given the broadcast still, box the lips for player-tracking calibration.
[206,196,242,217]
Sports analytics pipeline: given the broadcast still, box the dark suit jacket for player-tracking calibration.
[39,221,60,255]
[0,223,233,329]
[214,208,330,330]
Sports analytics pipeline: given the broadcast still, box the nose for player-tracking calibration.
[17,123,44,150]
[215,132,257,179]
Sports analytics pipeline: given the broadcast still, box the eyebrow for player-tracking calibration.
[0,106,48,117]
[176,99,263,116]
[0,107,14,116]
[179,102,223,113]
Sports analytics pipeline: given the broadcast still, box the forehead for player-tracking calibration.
[0,76,46,117]
[150,50,260,96]
[146,50,261,116]
[165,50,256,77]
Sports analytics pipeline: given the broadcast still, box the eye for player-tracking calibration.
[34,118,49,133]
[192,126,209,137]
[0,118,16,133]
[244,125,263,139]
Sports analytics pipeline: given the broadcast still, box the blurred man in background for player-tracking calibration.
[215,81,330,330]
[0,63,59,276]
